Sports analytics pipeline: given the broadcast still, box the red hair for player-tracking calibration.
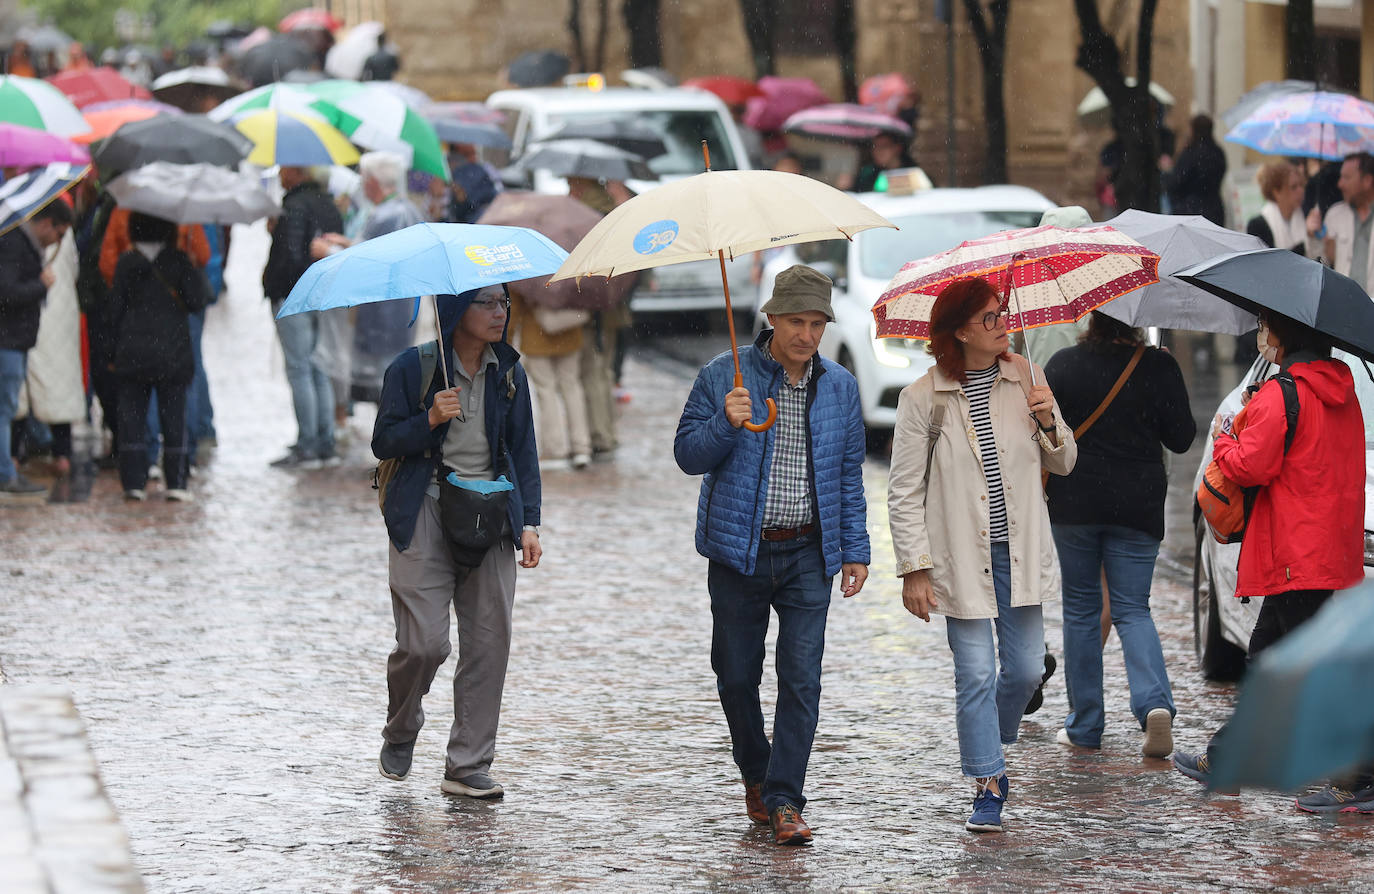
[928,277,1007,384]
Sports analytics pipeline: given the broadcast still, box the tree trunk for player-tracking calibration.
[964,0,1010,184]
[1285,0,1317,82]
[1074,0,1161,212]
[594,0,610,72]
[622,0,663,69]
[739,0,776,78]
[835,0,858,103]
[568,0,587,72]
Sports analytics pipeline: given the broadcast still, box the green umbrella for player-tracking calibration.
[301,80,449,181]
[207,82,353,132]
[0,74,89,136]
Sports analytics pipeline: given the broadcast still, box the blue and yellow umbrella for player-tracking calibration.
[232,107,360,168]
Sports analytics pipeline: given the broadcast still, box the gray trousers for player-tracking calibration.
[384,495,517,776]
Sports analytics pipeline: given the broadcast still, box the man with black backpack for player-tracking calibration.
[372,286,541,799]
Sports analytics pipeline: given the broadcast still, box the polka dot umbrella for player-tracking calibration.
[872,224,1160,379]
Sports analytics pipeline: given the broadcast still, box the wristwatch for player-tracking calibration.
[523,524,540,536]
[1037,415,1057,433]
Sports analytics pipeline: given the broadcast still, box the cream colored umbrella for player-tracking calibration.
[551,146,896,431]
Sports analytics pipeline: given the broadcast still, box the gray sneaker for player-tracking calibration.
[379,739,415,781]
[440,770,504,799]
[0,474,46,498]
[270,447,312,468]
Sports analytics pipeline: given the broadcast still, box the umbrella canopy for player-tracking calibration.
[1094,210,1266,334]
[476,191,633,311]
[1225,91,1374,161]
[0,75,89,136]
[0,162,87,237]
[239,35,315,87]
[106,161,280,225]
[1211,581,1374,792]
[544,119,666,158]
[1176,247,1374,362]
[275,222,569,318]
[429,119,511,149]
[279,8,343,32]
[0,123,89,167]
[873,225,1161,340]
[325,21,385,80]
[372,81,432,109]
[300,80,449,179]
[511,139,655,182]
[151,66,239,111]
[73,100,182,144]
[1221,79,1322,130]
[859,73,916,116]
[507,50,571,88]
[682,75,762,107]
[233,107,360,167]
[1077,78,1175,128]
[47,67,150,108]
[91,114,253,178]
[782,102,912,141]
[744,76,829,132]
[17,25,74,55]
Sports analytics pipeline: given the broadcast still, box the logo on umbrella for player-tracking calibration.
[633,219,679,255]
[466,243,528,267]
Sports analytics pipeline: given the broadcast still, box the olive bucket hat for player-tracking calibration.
[759,264,835,321]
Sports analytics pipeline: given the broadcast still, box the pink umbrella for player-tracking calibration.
[0,122,90,167]
[743,76,829,132]
[782,103,912,141]
[859,73,915,116]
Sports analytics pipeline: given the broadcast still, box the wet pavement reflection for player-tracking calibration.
[2,225,1372,891]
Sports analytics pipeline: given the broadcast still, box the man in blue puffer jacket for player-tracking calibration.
[372,286,541,800]
[674,265,870,846]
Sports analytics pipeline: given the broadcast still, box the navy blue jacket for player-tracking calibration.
[674,329,870,578]
[372,290,541,552]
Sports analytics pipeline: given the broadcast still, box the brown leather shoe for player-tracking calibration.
[744,781,768,825]
[769,803,813,846]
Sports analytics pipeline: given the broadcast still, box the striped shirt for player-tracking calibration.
[962,363,1009,543]
[761,343,815,529]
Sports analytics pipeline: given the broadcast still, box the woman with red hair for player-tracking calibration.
[887,276,1077,832]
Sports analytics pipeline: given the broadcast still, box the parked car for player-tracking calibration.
[1190,350,1374,679]
[752,186,1054,433]
[485,83,755,316]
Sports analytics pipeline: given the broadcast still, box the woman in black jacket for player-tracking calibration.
[108,212,209,501]
[1043,312,1195,758]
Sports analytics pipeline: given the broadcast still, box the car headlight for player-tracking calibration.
[1364,531,1374,566]
[870,320,911,368]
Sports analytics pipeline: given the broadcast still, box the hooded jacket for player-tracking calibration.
[371,289,541,553]
[1214,356,1365,598]
[107,246,210,384]
[673,329,870,578]
[0,225,48,352]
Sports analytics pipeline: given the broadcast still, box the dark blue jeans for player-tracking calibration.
[707,533,832,813]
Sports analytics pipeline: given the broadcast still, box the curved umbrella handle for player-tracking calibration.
[743,398,778,432]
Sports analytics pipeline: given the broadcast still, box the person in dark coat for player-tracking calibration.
[107,212,209,501]
[1164,114,1228,225]
[0,200,72,498]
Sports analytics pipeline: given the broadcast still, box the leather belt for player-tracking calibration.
[760,523,816,542]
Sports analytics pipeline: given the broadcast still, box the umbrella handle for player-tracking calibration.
[744,397,778,432]
[718,249,777,433]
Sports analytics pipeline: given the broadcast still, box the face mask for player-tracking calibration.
[1256,322,1281,364]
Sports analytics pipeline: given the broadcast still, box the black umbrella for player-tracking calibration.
[545,119,667,159]
[92,114,254,179]
[239,35,315,87]
[507,50,570,88]
[206,21,252,40]
[1176,248,1374,362]
[509,139,655,182]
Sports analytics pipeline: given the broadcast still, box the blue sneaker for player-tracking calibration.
[965,775,1008,832]
[1296,783,1374,814]
[1173,750,1238,794]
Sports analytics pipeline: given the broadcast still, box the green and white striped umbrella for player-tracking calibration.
[302,80,448,181]
[0,75,90,136]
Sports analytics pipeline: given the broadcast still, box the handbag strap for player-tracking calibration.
[1075,344,1145,440]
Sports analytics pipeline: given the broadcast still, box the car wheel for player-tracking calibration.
[1192,515,1246,681]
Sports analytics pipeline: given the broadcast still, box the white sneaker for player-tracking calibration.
[571,452,591,469]
[165,488,194,503]
[124,489,146,501]
[1056,727,1074,747]
[440,771,504,799]
[540,457,571,471]
[147,464,163,481]
[1143,708,1174,758]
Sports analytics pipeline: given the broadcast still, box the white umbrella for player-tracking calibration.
[1077,78,1175,128]
[324,21,384,80]
[151,66,233,92]
[106,162,280,225]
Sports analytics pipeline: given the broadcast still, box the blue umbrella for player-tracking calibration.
[1211,580,1374,792]
[276,222,568,382]
[0,161,88,237]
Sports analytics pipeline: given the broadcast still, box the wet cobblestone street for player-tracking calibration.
[3,224,1373,892]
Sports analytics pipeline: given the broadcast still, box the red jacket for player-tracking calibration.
[1214,357,1365,598]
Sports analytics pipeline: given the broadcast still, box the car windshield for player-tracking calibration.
[858,210,1045,280]
[545,110,739,175]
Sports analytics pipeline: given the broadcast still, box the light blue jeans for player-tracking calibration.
[1052,524,1175,748]
[0,349,25,482]
[274,306,334,457]
[944,542,1045,778]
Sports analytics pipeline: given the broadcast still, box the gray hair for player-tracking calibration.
[359,151,406,192]
[306,165,332,187]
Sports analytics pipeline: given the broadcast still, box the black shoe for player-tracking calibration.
[270,447,313,468]
[1024,649,1056,716]
[379,739,415,780]
[0,473,47,498]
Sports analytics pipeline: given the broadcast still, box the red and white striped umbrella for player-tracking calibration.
[872,225,1160,340]
[782,102,912,141]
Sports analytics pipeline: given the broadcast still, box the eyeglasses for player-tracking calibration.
[980,308,1008,330]
[472,296,510,312]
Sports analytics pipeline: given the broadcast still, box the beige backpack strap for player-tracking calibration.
[924,396,946,487]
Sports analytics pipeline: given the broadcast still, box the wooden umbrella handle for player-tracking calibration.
[744,398,778,433]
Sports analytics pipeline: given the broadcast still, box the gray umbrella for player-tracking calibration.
[506,50,570,88]
[545,119,667,159]
[1176,248,1374,362]
[239,35,314,87]
[511,139,655,182]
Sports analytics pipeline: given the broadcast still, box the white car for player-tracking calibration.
[486,84,755,315]
[753,186,1055,432]
[1190,351,1374,679]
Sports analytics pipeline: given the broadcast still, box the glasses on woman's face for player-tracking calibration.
[980,308,1008,331]
[472,295,510,313]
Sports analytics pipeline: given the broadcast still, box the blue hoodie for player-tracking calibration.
[371,288,541,552]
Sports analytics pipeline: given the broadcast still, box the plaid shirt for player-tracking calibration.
[762,342,815,529]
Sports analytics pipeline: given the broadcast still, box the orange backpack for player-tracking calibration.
[1197,372,1299,544]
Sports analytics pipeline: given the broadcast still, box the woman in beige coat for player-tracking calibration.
[887,277,1076,833]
